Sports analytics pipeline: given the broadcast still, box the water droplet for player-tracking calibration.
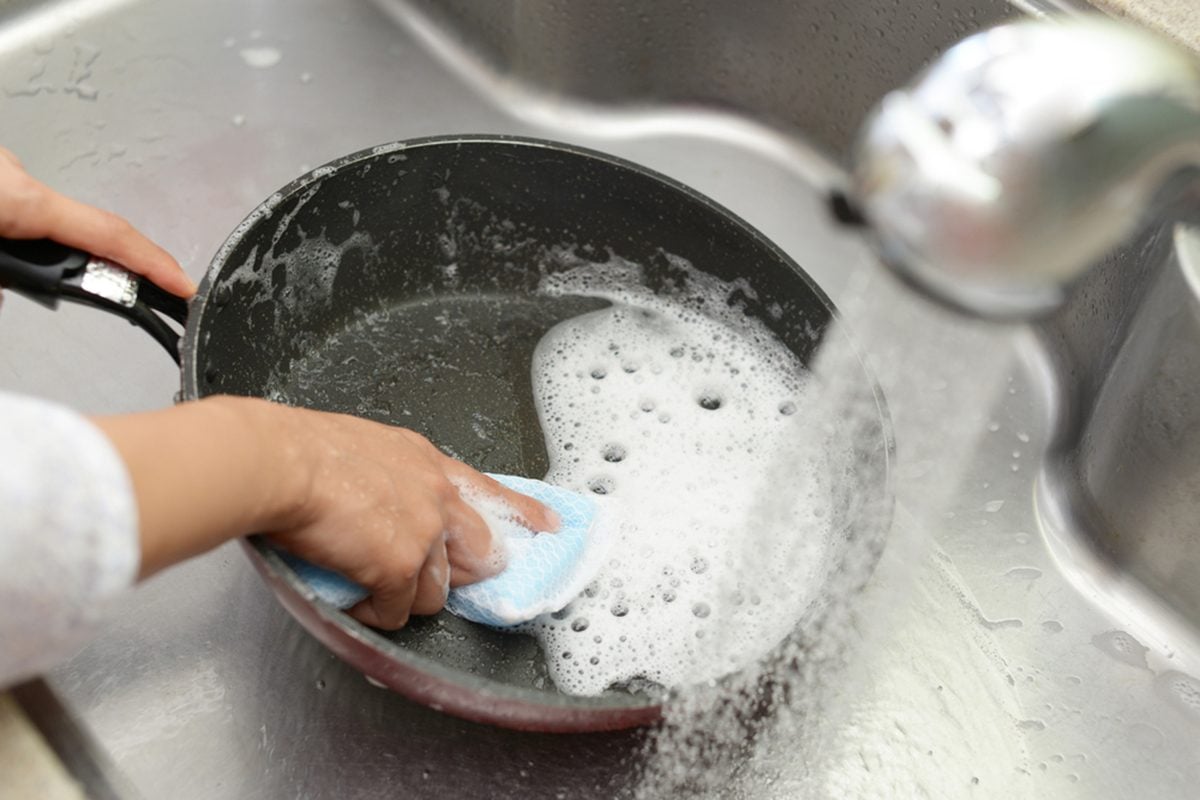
[698,393,722,410]
[571,618,589,632]
[692,602,711,619]
[1091,630,1150,669]
[239,46,282,69]
[1005,567,1042,581]
[1155,670,1200,721]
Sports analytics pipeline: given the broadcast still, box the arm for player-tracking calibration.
[0,147,558,625]
[0,150,558,689]
[0,392,557,688]
[91,396,558,629]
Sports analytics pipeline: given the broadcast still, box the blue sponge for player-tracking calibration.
[276,474,607,628]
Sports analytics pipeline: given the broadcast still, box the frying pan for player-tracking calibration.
[0,135,891,732]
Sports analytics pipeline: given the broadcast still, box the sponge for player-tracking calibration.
[276,474,609,628]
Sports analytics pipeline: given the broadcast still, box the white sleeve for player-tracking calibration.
[0,391,139,687]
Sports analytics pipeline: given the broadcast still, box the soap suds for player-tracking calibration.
[521,252,842,696]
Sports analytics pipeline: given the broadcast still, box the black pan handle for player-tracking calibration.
[0,236,188,364]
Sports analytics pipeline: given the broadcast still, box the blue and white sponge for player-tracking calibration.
[276,474,609,628]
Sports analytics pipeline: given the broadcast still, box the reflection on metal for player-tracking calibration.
[850,17,1200,318]
[81,260,138,308]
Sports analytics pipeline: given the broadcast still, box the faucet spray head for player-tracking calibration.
[848,16,1200,319]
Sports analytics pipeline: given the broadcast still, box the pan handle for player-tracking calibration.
[0,237,188,364]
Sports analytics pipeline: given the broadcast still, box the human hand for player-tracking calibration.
[266,405,560,628]
[0,145,196,298]
[96,397,560,630]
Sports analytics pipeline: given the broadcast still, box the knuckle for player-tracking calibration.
[390,547,425,583]
[354,561,388,590]
[374,557,414,587]
[429,473,457,502]
[407,506,446,542]
[12,173,45,212]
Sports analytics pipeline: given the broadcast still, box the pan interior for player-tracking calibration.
[192,137,886,707]
[265,290,610,693]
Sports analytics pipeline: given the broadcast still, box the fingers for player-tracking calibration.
[440,458,561,533]
[353,537,449,627]
[444,499,504,587]
[348,558,420,630]
[272,417,557,629]
[31,188,197,298]
[410,537,450,616]
[0,151,196,298]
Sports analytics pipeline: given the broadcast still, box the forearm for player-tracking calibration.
[91,396,307,579]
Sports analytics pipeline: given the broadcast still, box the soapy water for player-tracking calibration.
[631,263,1021,798]
[520,253,846,695]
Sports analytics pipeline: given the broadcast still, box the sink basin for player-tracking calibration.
[2,0,1199,797]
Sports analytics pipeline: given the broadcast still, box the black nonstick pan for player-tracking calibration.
[0,135,890,732]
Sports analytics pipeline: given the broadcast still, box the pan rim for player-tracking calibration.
[182,133,891,730]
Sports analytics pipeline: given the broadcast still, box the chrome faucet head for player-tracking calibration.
[849,16,1200,319]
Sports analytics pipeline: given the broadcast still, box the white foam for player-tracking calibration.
[448,479,518,576]
[524,253,838,696]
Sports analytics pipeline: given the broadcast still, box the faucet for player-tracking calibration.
[845,15,1200,319]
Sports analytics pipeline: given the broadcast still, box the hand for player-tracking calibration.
[265,405,559,628]
[0,145,196,298]
[94,397,560,629]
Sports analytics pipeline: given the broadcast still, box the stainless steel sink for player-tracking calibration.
[3,0,1199,797]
